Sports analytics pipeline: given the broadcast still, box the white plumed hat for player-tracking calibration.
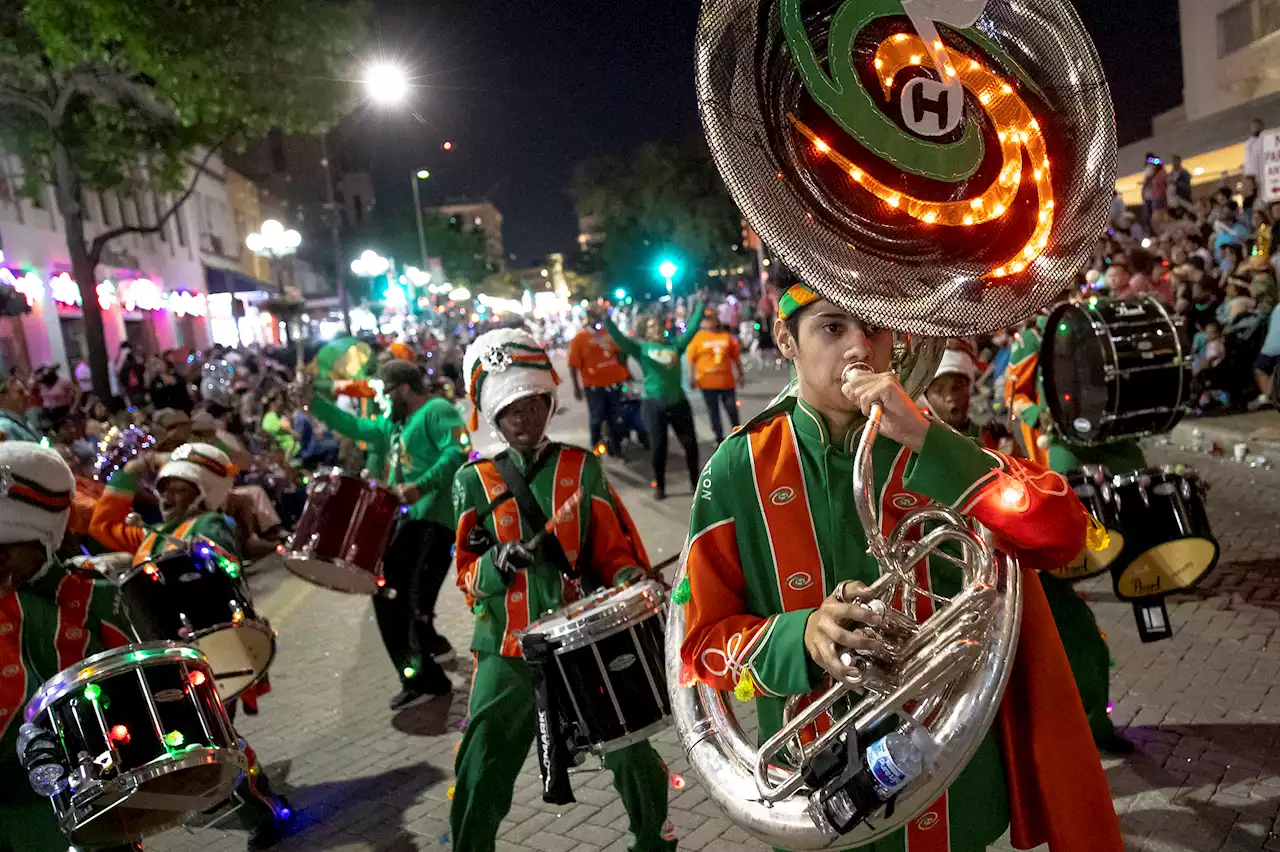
[0,441,75,562]
[933,346,978,382]
[157,442,233,512]
[463,329,560,431]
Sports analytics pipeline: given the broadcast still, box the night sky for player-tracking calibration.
[345,0,1183,266]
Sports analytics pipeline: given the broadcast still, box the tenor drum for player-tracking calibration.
[23,643,245,848]
[281,472,403,594]
[521,581,670,754]
[1110,466,1219,600]
[1041,296,1191,446]
[120,543,274,700]
[1051,466,1126,581]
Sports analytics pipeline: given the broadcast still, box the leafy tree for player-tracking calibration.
[0,0,366,400]
[570,138,742,300]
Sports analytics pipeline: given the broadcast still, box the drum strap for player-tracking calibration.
[494,450,578,579]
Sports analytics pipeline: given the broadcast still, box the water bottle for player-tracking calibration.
[864,726,939,800]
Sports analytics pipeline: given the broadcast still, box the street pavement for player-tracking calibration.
[145,362,1280,852]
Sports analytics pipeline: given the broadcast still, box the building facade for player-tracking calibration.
[0,149,214,379]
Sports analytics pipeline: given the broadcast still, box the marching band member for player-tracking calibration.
[1001,312,1145,753]
[601,297,707,500]
[0,443,137,852]
[450,329,675,852]
[304,359,469,709]
[919,343,1001,450]
[88,443,291,850]
[679,285,1123,852]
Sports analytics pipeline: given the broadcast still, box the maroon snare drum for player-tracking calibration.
[281,472,404,594]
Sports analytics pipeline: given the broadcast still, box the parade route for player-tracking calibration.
[148,366,1280,852]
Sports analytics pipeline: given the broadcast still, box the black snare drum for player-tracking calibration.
[1041,296,1191,446]
[521,581,670,754]
[120,542,274,700]
[1051,466,1126,581]
[23,643,245,848]
[1109,466,1219,600]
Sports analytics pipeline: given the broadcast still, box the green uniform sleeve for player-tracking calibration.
[1017,402,1043,427]
[674,300,707,353]
[307,393,391,453]
[602,313,642,360]
[406,400,469,505]
[902,422,1001,507]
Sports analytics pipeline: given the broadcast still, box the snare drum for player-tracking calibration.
[120,543,274,700]
[521,581,670,754]
[281,472,403,594]
[23,642,245,849]
[1041,296,1191,446]
[1051,466,1126,581]
[1110,467,1219,600]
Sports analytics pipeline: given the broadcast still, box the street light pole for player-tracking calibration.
[411,170,431,273]
[319,133,351,334]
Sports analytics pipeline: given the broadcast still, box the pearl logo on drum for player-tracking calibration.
[607,653,637,672]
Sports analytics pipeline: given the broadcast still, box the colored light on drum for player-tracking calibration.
[163,731,185,749]
[1106,701,1114,716]
[789,35,1055,280]
[403,666,417,679]
[109,724,131,745]
[83,683,101,702]
[670,773,687,791]
[377,577,387,587]
[188,671,207,687]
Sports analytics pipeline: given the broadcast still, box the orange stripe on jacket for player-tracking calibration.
[475,462,526,656]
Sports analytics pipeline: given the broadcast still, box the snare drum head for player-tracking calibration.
[193,622,276,700]
[284,556,380,595]
[525,580,665,646]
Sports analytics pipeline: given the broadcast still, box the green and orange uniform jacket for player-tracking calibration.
[678,396,1123,852]
[310,392,469,529]
[1,561,132,803]
[89,470,241,566]
[453,443,649,656]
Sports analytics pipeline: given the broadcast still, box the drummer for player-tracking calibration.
[450,329,675,852]
[0,443,137,852]
[1004,307,1145,753]
[87,442,293,848]
[303,359,468,710]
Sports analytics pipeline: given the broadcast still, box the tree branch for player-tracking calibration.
[0,83,51,121]
[88,138,228,266]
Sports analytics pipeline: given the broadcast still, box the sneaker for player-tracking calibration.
[653,485,666,501]
[389,676,451,711]
[1248,394,1274,412]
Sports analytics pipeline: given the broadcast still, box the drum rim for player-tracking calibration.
[281,552,381,594]
[117,538,226,585]
[25,642,211,722]
[1111,466,1199,489]
[521,580,665,647]
[587,716,672,756]
[312,469,396,495]
[62,746,247,844]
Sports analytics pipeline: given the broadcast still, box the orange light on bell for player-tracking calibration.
[999,478,1027,511]
[188,670,207,687]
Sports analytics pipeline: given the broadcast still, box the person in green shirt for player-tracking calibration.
[600,297,706,500]
[0,373,41,442]
[304,360,470,710]
[259,391,298,460]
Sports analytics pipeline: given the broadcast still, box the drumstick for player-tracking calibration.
[526,489,584,551]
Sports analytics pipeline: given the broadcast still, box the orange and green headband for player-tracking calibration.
[778,284,820,320]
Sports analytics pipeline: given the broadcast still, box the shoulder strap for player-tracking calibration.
[493,446,577,578]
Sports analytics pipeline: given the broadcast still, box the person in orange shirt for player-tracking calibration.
[567,318,631,454]
[686,311,743,443]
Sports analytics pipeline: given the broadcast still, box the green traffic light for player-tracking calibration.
[614,288,627,300]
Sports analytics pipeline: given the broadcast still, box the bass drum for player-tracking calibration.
[1041,296,1191,446]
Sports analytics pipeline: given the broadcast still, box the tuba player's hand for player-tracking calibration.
[803,581,888,683]
[841,369,930,452]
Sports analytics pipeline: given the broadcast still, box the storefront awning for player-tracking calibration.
[205,265,272,295]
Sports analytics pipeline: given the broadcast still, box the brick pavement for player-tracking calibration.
[143,374,1280,852]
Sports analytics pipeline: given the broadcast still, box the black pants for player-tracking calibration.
[641,399,699,490]
[584,386,624,452]
[375,519,454,690]
[700,388,739,442]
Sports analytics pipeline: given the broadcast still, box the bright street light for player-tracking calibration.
[657,259,679,293]
[364,61,410,106]
[246,219,301,259]
[351,249,392,277]
[416,169,431,180]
